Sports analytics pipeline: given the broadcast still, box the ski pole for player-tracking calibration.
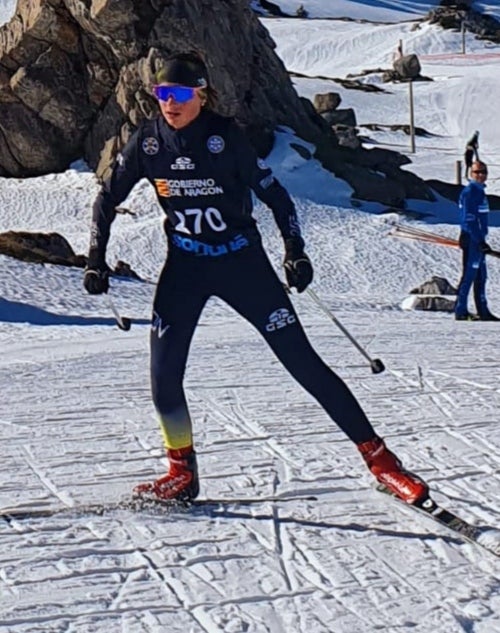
[105,296,132,331]
[389,225,500,258]
[389,225,459,247]
[306,287,385,374]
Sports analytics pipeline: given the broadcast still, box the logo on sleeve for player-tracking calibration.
[259,174,274,189]
[142,137,160,155]
[207,135,225,154]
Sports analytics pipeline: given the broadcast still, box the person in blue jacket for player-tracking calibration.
[455,161,499,321]
[83,52,428,505]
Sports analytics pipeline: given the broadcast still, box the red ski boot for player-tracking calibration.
[358,436,428,504]
[134,447,199,502]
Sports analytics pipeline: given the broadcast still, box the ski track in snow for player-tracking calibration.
[1,297,499,632]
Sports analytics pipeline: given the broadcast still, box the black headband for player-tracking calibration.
[155,57,208,88]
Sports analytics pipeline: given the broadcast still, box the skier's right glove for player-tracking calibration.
[84,267,109,294]
[283,237,313,293]
[84,249,110,295]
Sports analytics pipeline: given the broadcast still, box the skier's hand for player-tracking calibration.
[283,238,313,293]
[480,241,492,254]
[84,266,109,294]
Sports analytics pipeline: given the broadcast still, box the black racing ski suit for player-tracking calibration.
[89,109,376,450]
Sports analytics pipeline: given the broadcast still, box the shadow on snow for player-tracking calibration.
[0,298,150,327]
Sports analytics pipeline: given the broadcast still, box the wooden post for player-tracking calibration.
[409,80,416,153]
[456,160,462,185]
[461,21,466,55]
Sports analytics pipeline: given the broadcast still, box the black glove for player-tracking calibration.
[84,249,110,294]
[480,241,492,254]
[283,238,313,293]
[84,267,109,294]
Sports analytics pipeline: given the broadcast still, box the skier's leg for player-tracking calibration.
[473,255,488,316]
[216,248,428,503]
[455,234,479,318]
[135,257,208,500]
[217,249,373,443]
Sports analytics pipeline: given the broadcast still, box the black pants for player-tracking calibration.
[150,244,376,449]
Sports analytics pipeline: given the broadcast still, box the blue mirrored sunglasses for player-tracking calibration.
[153,85,196,103]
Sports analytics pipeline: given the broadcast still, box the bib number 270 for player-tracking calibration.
[174,207,227,234]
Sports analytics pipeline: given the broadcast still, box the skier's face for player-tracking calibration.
[471,161,488,184]
[155,83,204,129]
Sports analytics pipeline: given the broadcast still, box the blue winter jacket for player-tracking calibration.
[459,180,489,242]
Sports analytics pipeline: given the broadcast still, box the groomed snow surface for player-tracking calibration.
[1,1,499,632]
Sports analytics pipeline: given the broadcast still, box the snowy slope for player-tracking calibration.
[264,16,500,203]
[0,2,500,633]
[0,0,13,26]
[263,0,500,21]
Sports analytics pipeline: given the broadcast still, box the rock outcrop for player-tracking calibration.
[0,0,444,210]
[0,0,320,181]
[0,230,140,277]
[426,1,500,44]
[0,231,86,266]
[402,275,458,312]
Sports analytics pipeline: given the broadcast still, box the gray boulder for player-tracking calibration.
[321,109,357,128]
[411,296,457,312]
[0,230,86,267]
[405,276,457,312]
[410,276,458,296]
[313,92,342,114]
[393,54,421,80]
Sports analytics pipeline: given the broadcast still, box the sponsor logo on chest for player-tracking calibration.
[154,177,224,198]
[171,156,195,170]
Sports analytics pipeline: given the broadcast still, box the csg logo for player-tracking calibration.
[265,308,296,332]
[171,157,195,170]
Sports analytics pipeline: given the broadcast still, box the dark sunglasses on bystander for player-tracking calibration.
[153,85,196,103]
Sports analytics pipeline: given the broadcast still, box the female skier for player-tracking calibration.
[84,53,427,505]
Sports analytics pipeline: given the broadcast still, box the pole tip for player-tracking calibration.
[371,359,385,374]
[118,317,132,331]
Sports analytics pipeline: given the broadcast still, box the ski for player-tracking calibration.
[0,494,317,522]
[376,484,500,557]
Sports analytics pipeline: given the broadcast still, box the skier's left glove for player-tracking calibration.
[479,241,492,254]
[283,237,313,293]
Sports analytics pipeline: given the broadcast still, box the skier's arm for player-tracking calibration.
[229,122,312,291]
[461,188,485,243]
[477,192,489,241]
[87,129,143,268]
[229,123,303,245]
